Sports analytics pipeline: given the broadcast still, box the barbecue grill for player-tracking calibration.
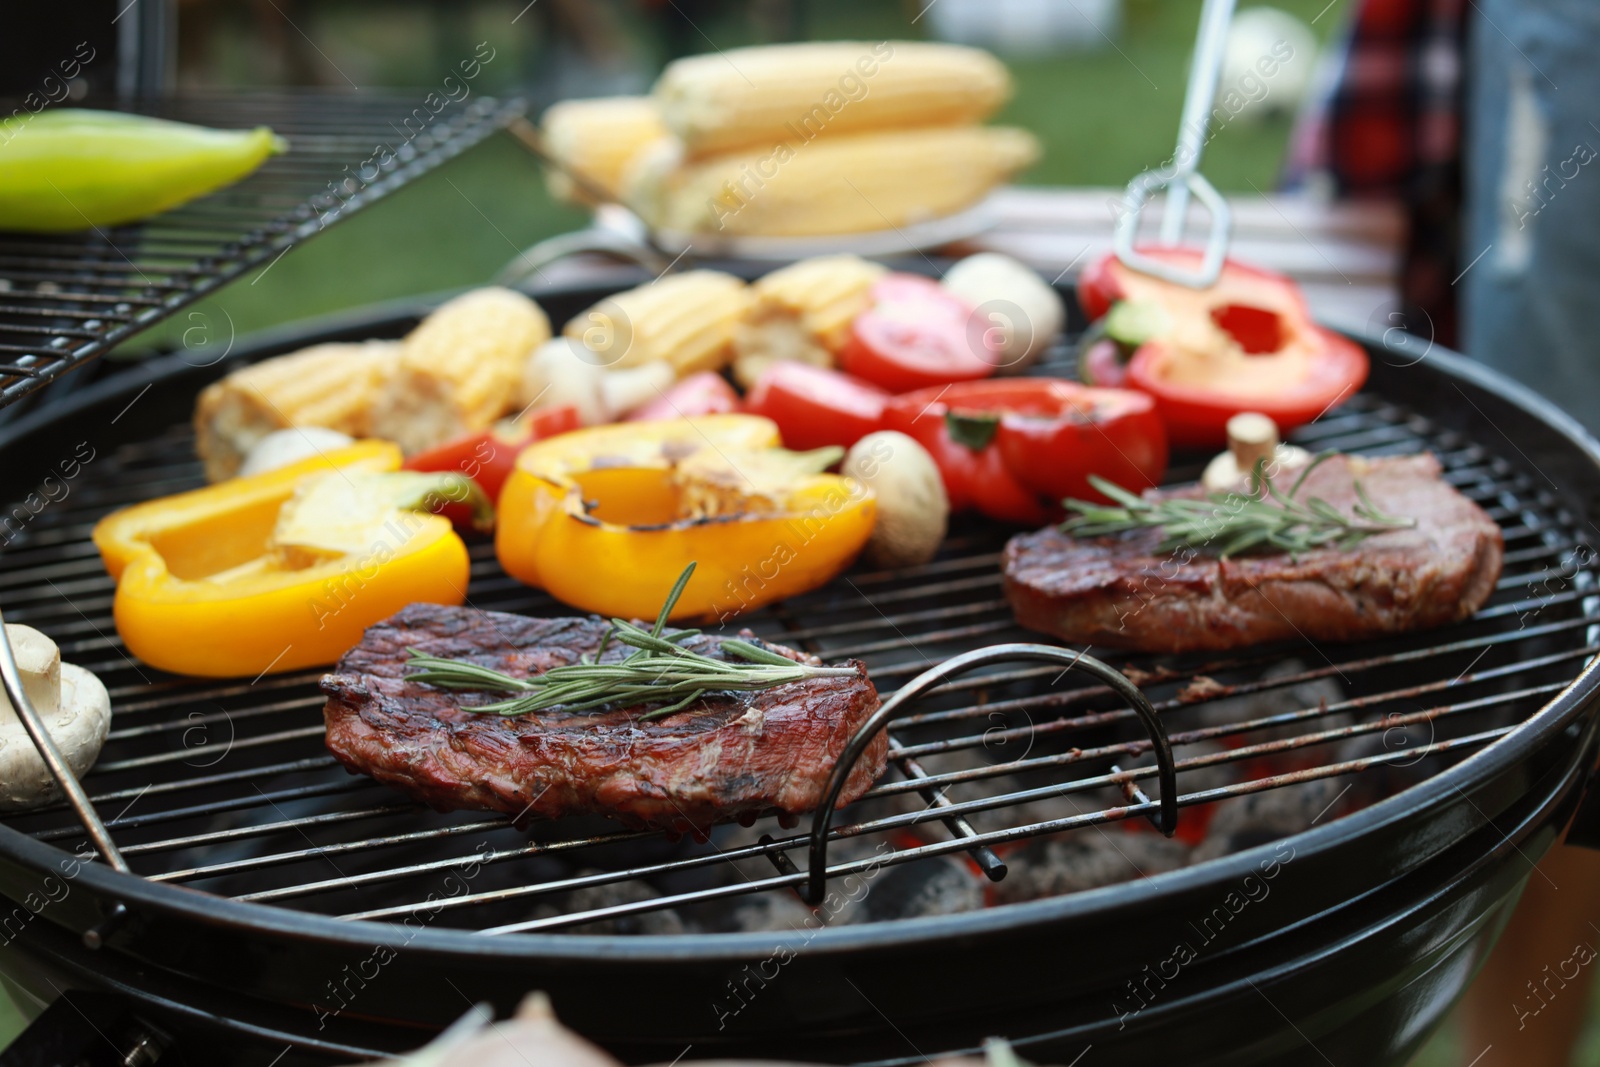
[0,264,1596,1066]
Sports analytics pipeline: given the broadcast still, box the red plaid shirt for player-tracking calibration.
[1287,0,1466,343]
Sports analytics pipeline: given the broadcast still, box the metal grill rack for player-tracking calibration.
[1,356,1593,936]
[0,90,523,411]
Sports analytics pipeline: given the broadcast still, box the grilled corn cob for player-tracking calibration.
[624,126,1039,238]
[194,340,400,482]
[563,270,751,376]
[540,96,667,203]
[732,254,886,387]
[655,41,1012,157]
[370,287,552,455]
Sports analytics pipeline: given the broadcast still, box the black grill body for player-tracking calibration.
[0,280,1595,1066]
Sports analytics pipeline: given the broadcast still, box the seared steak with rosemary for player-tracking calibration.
[321,604,886,834]
[1003,453,1503,652]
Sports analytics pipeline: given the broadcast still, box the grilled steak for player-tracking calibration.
[1003,453,1503,653]
[321,604,886,835]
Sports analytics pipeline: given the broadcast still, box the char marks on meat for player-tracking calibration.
[1003,453,1503,653]
[321,605,885,835]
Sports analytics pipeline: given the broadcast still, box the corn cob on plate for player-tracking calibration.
[655,41,1013,157]
[540,96,667,204]
[620,126,1036,253]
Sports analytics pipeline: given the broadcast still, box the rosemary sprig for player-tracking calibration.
[1061,452,1416,559]
[403,562,859,721]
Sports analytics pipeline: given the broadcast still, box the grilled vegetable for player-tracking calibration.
[92,442,481,678]
[370,288,552,456]
[0,625,111,811]
[744,360,889,451]
[882,379,1168,525]
[940,252,1066,373]
[732,254,886,387]
[521,338,675,425]
[654,41,1013,156]
[194,340,400,483]
[840,273,999,392]
[625,371,743,421]
[495,415,875,621]
[843,431,948,569]
[0,109,284,232]
[623,126,1039,237]
[563,270,751,376]
[402,405,583,504]
[236,427,356,479]
[1200,412,1311,493]
[539,95,666,202]
[1077,248,1369,448]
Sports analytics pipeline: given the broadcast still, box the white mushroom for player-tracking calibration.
[843,431,949,569]
[941,252,1067,374]
[0,625,111,811]
[1201,412,1312,492]
[520,338,675,425]
[237,426,356,479]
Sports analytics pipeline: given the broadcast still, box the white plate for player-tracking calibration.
[592,200,1000,262]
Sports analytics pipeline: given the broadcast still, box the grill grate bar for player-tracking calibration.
[0,92,522,406]
[470,727,1517,935]
[195,682,1555,908]
[892,615,1598,743]
[19,607,1596,851]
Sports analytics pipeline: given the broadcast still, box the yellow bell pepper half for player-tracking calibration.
[496,415,877,622]
[92,441,477,678]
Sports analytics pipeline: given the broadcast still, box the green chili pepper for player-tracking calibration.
[0,109,286,232]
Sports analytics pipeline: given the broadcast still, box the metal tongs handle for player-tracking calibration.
[0,613,130,875]
[1113,0,1238,288]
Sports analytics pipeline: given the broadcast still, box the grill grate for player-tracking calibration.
[0,91,523,411]
[0,365,1596,937]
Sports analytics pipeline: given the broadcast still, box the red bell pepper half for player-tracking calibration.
[1077,248,1368,448]
[403,404,582,509]
[840,273,1000,393]
[744,361,890,451]
[882,379,1167,525]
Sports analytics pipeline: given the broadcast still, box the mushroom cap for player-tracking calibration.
[0,661,111,811]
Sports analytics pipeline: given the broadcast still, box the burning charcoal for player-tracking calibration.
[1189,776,1350,864]
[1186,659,1350,742]
[994,830,1190,904]
[832,854,984,925]
[717,891,818,934]
[529,870,685,935]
